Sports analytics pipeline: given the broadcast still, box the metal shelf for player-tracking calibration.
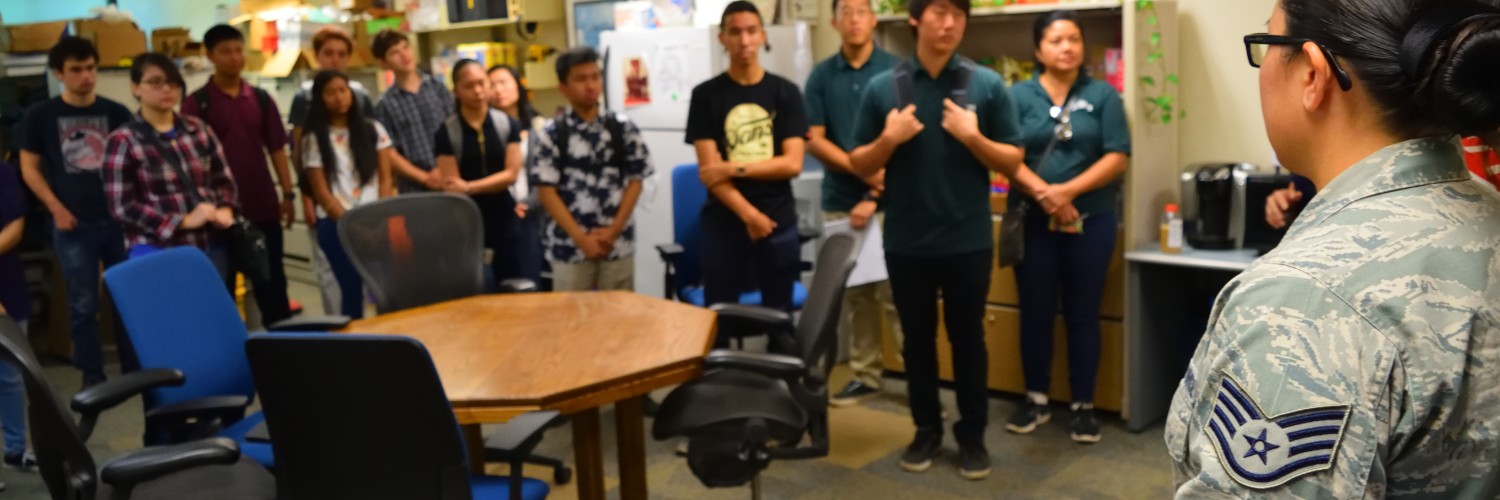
[876,0,1124,22]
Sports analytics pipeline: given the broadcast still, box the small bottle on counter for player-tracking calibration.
[1161,204,1184,254]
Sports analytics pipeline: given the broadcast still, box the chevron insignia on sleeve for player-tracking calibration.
[1203,373,1352,490]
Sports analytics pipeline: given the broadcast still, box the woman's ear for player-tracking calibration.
[1298,41,1333,113]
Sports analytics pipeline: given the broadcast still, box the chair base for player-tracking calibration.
[484,449,573,484]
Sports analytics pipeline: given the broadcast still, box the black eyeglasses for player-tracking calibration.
[1243,33,1353,91]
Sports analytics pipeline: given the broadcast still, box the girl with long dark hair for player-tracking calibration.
[301,70,395,318]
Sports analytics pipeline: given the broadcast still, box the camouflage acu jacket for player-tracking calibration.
[1166,137,1500,498]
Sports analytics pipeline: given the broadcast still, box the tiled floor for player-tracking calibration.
[2,280,1176,498]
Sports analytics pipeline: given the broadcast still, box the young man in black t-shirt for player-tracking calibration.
[18,37,134,391]
[685,1,808,347]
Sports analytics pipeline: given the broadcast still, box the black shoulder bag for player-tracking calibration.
[145,121,272,285]
[997,98,1072,269]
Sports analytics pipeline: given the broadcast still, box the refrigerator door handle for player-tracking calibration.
[601,46,613,110]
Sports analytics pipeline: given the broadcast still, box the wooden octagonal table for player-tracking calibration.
[339,291,716,499]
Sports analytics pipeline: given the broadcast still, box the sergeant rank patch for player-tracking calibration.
[1204,373,1352,489]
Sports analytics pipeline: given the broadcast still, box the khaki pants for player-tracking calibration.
[825,211,903,389]
[551,257,635,292]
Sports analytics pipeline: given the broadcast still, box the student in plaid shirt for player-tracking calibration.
[103,53,239,280]
[371,29,454,194]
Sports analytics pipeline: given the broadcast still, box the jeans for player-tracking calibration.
[702,223,800,349]
[249,220,291,326]
[1013,210,1117,404]
[317,219,364,319]
[513,211,545,284]
[52,220,128,384]
[887,248,992,444]
[0,320,25,456]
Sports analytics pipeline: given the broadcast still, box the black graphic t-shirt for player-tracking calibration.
[684,72,808,228]
[20,97,135,224]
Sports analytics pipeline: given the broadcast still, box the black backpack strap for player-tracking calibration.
[605,112,628,168]
[551,110,572,170]
[191,87,211,118]
[950,56,974,109]
[253,87,276,124]
[892,61,915,109]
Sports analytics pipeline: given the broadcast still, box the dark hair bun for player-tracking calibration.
[1430,17,1500,135]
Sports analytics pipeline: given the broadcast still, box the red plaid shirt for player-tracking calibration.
[104,113,239,250]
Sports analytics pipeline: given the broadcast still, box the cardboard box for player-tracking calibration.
[260,47,317,77]
[6,21,69,53]
[151,28,193,58]
[240,0,303,15]
[72,19,147,67]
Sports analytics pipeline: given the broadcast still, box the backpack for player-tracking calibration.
[549,110,629,172]
[443,108,513,175]
[191,85,276,124]
[892,55,975,109]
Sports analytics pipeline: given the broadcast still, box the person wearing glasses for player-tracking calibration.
[1001,10,1129,444]
[1167,0,1500,497]
[104,53,239,282]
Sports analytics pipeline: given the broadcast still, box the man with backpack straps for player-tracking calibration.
[530,47,652,294]
[182,24,295,328]
[848,0,1028,481]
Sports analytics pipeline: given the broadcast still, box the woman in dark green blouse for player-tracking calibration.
[1004,10,1130,444]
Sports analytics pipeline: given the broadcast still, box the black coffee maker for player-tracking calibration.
[1179,163,1287,251]
[1180,164,1238,249]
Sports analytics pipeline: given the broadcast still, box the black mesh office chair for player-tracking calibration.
[246,334,551,500]
[337,192,566,482]
[652,231,861,497]
[0,314,275,500]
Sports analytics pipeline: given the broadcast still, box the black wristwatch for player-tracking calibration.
[282,192,297,201]
[861,191,881,202]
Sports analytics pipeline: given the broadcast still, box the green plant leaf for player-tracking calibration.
[1148,15,1158,26]
[1147,53,1162,63]
[1162,114,1173,124]
[1136,0,1151,10]
[1151,33,1162,47]
[1166,73,1179,84]
[1141,76,1157,87]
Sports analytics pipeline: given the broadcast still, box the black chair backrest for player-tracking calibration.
[246,334,474,500]
[337,193,487,314]
[0,315,98,499]
[794,232,862,375]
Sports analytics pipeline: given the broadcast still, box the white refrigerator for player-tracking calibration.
[599,23,814,297]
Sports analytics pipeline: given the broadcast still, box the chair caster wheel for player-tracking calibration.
[554,467,573,484]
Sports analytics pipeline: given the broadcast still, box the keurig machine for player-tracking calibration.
[1179,163,1287,251]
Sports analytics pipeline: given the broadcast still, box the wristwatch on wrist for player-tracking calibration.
[861,191,881,202]
[734,164,747,178]
[282,192,296,201]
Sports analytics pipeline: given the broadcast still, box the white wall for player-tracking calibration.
[1176,0,1276,168]
[2,1,235,39]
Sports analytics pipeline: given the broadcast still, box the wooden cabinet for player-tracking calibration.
[987,217,1126,320]
[881,305,1124,412]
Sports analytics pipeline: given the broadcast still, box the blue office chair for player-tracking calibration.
[656,163,810,309]
[102,247,350,468]
[247,333,551,500]
[0,313,276,500]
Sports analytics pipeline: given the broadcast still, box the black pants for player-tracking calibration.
[251,220,291,326]
[1014,210,1117,404]
[887,248,992,444]
[702,220,800,349]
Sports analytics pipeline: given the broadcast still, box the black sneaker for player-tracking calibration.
[830,381,879,407]
[899,431,942,472]
[1071,407,1102,444]
[1005,399,1051,434]
[957,441,992,480]
[3,450,37,472]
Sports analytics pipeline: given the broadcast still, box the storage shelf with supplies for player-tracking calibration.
[876,0,1124,22]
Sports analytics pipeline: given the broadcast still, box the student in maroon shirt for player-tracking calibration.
[182,25,295,326]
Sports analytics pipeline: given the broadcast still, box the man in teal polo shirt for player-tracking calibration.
[849,0,1031,481]
[805,0,903,408]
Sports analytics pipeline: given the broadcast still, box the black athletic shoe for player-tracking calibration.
[830,381,880,407]
[899,431,942,472]
[1070,407,1102,444]
[1006,399,1052,434]
[957,441,992,480]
